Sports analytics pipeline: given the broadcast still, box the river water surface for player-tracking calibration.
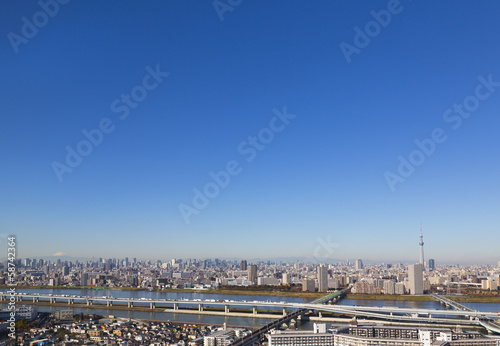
[4,288,499,329]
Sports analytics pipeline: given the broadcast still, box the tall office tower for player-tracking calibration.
[419,224,425,271]
[248,264,257,284]
[408,263,423,295]
[241,260,248,271]
[355,259,363,271]
[282,273,289,285]
[81,272,88,286]
[62,266,69,276]
[428,259,435,271]
[498,260,500,269]
[317,265,328,292]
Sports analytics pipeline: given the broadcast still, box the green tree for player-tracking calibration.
[56,327,69,340]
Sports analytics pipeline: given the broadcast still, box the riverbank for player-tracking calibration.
[346,293,500,303]
[206,289,324,298]
[346,294,433,301]
[0,285,144,291]
[447,295,500,303]
[3,286,326,298]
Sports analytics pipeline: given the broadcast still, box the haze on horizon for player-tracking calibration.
[1,1,499,264]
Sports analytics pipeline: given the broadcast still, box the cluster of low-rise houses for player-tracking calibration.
[12,313,252,346]
[6,315,500,345]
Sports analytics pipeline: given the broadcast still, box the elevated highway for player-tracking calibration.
[231,308,308,346]
[4,291,500,334]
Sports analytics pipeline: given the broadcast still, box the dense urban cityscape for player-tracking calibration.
[1,244,500,345]
[2,256,500,295]
[1,233,500,345]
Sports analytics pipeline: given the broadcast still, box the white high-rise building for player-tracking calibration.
[408,263,424,295]
[395,282,406,295]
[317,265,328,292]
[355,259,363,271]
[383,280,396,295]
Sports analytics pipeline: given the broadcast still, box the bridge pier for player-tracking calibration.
[174,303,178,310]
[68,298,71,305]
[107,301,112,307]
[318,311,322,318]
[225,305,229,314]
[283,307,287,316]
[150,302,155,309]
[253,306,257,315]
[128,301,133,308]
[198,304,203,312]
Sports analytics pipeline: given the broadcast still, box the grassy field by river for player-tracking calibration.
[345,294,500,303]
[447,295,500,303]
[345,294,432,301]
[202,289,325,298]
[0,286,325,298]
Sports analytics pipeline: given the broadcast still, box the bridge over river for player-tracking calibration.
[3,289,500,334]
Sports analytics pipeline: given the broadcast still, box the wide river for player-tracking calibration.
[4,288,499,329]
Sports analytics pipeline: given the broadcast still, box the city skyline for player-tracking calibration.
[2,2,500,263]
[3,222,498,264]
[3,253,499,267]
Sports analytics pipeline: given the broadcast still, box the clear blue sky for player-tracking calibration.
[1,1,499,264]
